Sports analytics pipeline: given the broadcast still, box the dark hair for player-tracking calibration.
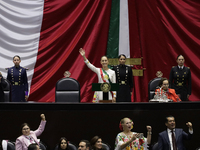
[165,115,175,123]
[28,143,39,150]
[58,137,69,150]
[176,55,184,60]
[21,123,30,134]
[158,78,169,87]
[90,136,104,150]
[100,56,108,61]
[13,55,21,60]
[80,140,91,149]
[118,54,126,59]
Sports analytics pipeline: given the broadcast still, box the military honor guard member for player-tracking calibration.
[169,55,191,101]
[7,55,28,102]
[113,54,133,102]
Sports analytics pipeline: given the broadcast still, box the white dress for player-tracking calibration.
[84,59,116,102]
[114,132,149,150]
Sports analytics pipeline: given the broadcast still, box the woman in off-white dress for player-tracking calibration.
[79,48,116,103]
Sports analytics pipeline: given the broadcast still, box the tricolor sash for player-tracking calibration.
[100,68,114,97]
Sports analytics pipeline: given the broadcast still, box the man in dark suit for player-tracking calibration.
[158,115,193,150]
[0,72,7,102]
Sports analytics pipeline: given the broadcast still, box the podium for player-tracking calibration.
[92,83,119,103]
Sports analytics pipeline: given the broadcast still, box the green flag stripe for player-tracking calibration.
[106,0,120,58]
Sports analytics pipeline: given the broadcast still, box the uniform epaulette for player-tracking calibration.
[22,67,29,70]
[187,67,190,69]
[172,66,175,68]
[5,67,11,70]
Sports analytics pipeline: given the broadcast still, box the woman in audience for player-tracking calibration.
[15,114,46,150]
[79,48,116,103]
[90,136,105,150]
[115,117,152,150]
[57,137,69,150]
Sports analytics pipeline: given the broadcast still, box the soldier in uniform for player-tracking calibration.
[7,55,28,102]
[113,54,133,102]
[169,55,191,101]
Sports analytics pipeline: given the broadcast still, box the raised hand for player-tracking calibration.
[186,122,192,130]
[40,114,46,121]
[79,48,85,56]
[146,126,152,132]
[79,48,87,61]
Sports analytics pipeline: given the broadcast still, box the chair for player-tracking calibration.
[3,79,11,102]
[39,141,47,150]
[152,142,158,150]
[102,142,111,150]
[54,142,77,150]
[55,78,80,102]
[148,77,162,100]
[7,141,15,150]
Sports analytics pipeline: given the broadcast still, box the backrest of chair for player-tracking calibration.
[3,79,11,102]
[148,77,162,100]
[40,141,47,150]
[152,142,158,150]
[7,141,15,150]
[68,143,77,150]
[55,78,80,102]
[102,142,110,150]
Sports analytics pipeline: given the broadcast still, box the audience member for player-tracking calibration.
[115,117,152,150]
[15,114,46,150]
[90,136,105,150]
[78,140,91,150]
[112,54,133,102]
[57,137,69,150]
[7,55,28,102]
[155,78,181,102]
[169,55,191,101]
[158,115,193,150]
[28,143,40,150]
[79,48,116,103]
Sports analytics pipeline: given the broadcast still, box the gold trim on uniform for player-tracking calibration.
[177,82,183,86]
[121,81,125,84]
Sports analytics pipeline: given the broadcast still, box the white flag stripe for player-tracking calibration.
[0,0,44,92]
[119,0,130,58]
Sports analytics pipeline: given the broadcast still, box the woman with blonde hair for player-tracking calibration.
[115,118,152,150]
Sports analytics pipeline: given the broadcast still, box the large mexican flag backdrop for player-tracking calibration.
[1,0,200,102]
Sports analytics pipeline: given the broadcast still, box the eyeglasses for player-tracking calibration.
[22,128,30,130]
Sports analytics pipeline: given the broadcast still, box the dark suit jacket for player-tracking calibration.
[0,75,7,102]
[158,128,192,150]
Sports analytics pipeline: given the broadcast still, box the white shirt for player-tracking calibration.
[167,128,193,150]
[178,65,184,69]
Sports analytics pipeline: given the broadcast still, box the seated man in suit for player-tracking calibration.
[155,78,181,102]
[28,143,40,150]
[78,140,91,150]
[158,115,193,150]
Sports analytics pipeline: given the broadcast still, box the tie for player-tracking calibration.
[171,130,177,150]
